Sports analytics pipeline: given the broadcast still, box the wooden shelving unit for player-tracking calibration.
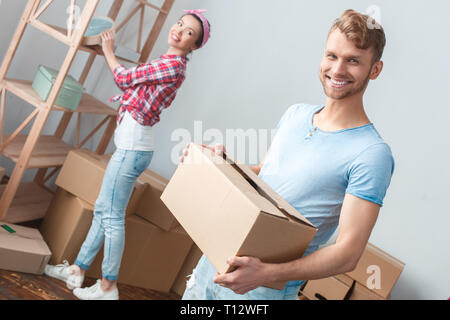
[2,79,118,115]
[0,0,175,223]
[2,135,73,169]
[0,182,54,223]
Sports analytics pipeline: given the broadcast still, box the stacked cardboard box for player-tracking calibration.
[40,188,93,265]
[40,149,192,293]
[85,215,192,293]
[134,167,180,231]
[298,242,405,300]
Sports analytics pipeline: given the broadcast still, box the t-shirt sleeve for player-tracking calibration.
[346,143,395,206]
[275,104,302,131]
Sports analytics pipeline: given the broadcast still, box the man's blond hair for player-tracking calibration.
[329,9,386,63]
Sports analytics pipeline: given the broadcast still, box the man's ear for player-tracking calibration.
[369,60,383,80]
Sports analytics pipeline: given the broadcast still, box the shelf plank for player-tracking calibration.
[2,79,117,116]
[0,182,54,223]
[28,21,141,65]
[2,135,74,169]
[78,45,142,65]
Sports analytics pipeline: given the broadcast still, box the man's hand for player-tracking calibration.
[101,29,115,55]
[179,143,226,164]
[213,256,271,295]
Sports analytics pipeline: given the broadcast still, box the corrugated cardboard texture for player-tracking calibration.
[40,188,94,265]
[346,242,405,298]
[0,222,51,274]
[161,143,317,290]
[135,169,179,231]
[86,215,193,293]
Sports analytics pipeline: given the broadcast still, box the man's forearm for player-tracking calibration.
[265,242,357,284]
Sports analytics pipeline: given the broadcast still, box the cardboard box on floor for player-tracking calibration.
[171,244,203,297]
[160,143,318,290]
[40,188,94,265]
[298,242,404,300]
[86,215,192,293]
[0,222,51,274]
[345,242,405,298]
[134,168,179,231]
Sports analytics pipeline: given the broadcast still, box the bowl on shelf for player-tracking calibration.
[82,16,115,46]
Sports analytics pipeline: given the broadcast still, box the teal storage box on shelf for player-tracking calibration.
[32,65,84,110]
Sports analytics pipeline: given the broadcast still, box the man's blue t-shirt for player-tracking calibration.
[259,104,395,270]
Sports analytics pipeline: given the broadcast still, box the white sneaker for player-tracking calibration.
[73,279,119,300]
[44,260,85,290]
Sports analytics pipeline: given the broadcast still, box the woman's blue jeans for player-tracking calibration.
[74,148,153,281]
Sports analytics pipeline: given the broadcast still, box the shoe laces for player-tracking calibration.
[53,260,70,273]
[86,280,102,294]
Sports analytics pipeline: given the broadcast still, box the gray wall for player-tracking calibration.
[1,0,449,299]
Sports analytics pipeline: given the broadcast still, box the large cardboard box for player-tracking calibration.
[134,169,179,231]
[171,243,203,296]
[40,188,94,265]
[86,215,193,293]
[55,149,143,215]
[160,143,318,290]
[346,242,405,298]
[0,222,51,274]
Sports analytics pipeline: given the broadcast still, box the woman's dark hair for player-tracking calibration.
[182,14,211,49]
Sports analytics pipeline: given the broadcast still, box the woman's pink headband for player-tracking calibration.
[183,9,210,48]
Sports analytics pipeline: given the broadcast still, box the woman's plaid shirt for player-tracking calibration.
[111,54,187,126]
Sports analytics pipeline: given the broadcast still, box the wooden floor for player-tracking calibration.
[0,268,181,300]
[0,216,181,300]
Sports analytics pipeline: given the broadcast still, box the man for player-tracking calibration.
[180,9,394,300]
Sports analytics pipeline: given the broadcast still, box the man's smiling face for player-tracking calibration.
[319,28,380,100]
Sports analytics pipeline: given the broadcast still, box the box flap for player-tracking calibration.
[1,222,42,240]
[190,144,315,228]
[233,161,315,227]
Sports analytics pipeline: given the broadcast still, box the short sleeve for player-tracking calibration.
[346,143,395,206]
[275,104,303,131]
